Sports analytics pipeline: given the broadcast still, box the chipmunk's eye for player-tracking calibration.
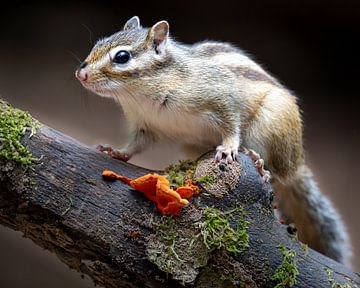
[113,50,131,64]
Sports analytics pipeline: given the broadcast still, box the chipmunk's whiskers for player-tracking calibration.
[81,23,95,47]
[66,49,82,64]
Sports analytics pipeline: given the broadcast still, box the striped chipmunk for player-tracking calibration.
[75,16,351,266]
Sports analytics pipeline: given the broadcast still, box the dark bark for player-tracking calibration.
[0,125,359,288]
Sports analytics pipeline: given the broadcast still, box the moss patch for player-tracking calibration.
[325,268,352,288]
[198,207,249,254]
[147,206,250,284]
[301,243,308,256]
[0,99,41,166]
[272,245,299,288]
[165,159,214,189]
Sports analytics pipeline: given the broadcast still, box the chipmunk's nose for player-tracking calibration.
[75,62,88,82]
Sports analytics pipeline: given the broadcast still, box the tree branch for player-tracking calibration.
[0,102,358,288]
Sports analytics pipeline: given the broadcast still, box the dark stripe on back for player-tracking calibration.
[199,44,239,56]
[229,67,280,86]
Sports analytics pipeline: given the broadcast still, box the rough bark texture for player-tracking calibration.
[0,125,359,288]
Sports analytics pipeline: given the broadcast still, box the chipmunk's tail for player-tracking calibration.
[274,164,352,266]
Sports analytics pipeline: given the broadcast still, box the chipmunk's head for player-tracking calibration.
[75,16,170,97]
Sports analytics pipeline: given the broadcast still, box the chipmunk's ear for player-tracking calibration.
[149,21,169,54]
[123,16,140,31]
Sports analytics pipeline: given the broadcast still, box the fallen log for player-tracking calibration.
[0,100,358,288]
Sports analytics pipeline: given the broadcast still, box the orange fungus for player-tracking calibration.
[102,170,199,216]
[131,231,140,238]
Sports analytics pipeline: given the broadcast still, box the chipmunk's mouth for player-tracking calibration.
[75,68,123,98]
[79,78,117,98]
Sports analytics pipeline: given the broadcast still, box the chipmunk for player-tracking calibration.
[75,16,352,266]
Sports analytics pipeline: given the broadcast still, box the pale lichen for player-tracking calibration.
[146,213,211,284]
[196,267,236,288]
[196,250,257,288]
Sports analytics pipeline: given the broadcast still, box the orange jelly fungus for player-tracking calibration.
[131,231,140,238]
[102,170,199,215]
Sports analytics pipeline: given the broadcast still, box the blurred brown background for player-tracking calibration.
[0,0,359,287]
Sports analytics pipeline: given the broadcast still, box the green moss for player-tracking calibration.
[301,243,308,256]
[166,169,186,188]
[325,268,352,288]
[165,160,196,188]
[198,207,249,254]
[194,175,215,185]
[166,159,197,174]
[165,159,214,189]
[272,245,299,288]
[0,99,41,166]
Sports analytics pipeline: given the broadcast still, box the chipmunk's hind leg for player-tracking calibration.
[240,147,271,183]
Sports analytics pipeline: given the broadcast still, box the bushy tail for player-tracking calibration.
[274,164,352,266]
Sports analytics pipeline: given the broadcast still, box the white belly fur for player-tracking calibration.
[120,96,222,149]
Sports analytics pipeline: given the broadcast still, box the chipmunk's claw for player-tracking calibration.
[215,145,238,164]
[240,147,271,183]
[97,144,113,154]
[97,144,130,162]
[261,171,271,183]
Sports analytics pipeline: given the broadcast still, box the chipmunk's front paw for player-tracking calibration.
[240,147,271,183]
[97,144,131,162]
[97,144,113,154]
[215,145,239,164]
